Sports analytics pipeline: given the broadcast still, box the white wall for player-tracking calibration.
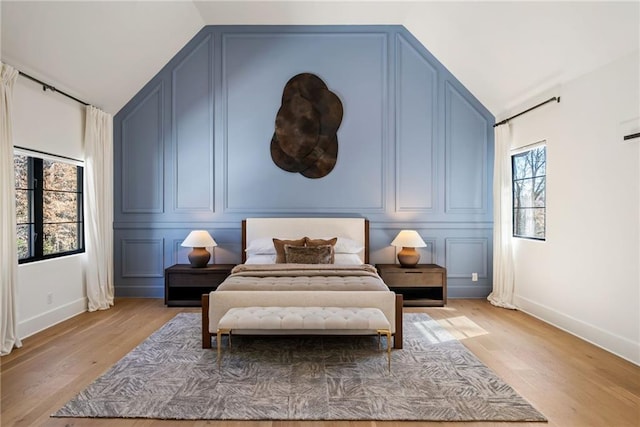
[508,51,639,364]
[12,76,87,338]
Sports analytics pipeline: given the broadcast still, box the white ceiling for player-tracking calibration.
[2,1,638,117]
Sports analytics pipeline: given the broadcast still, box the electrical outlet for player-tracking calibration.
[472,273,478,282]
[47,293,53,305]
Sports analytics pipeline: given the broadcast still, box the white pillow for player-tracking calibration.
[245,237,276,255]
[333,237,364,254]
[244,254,276,264]
[246,253,361,265]
[333,253,363,265]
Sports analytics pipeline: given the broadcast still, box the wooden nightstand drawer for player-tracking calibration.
[379,270,443,287]
[376,263,447,307]
[168,272,228,287]
[164,264,235,306]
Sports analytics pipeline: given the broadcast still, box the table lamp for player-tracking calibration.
[391,230,426,267]
[181,230,217,268]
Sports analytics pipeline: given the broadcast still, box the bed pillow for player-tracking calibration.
[245,237,276,255]
[308,237,363,254]
[244,254,277,264]
[273,238,306,263]
[334,237,365,254]
[284,244,334,264]
[305,237,338,247]
[333,253,364,265]
[304,237,337,263]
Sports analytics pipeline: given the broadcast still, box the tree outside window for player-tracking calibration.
[15,154,32,259]
[14,152,84,263]
[512,145,546,240]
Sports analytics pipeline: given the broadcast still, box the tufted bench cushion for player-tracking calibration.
[215,306,392,371]
[218,306,390,331]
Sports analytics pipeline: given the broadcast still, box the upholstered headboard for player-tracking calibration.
[242,218,369,264]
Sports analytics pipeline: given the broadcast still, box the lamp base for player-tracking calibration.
[397,247,420,268]
[188,247,211,268]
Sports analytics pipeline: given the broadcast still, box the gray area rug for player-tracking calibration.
[53,312,546,421]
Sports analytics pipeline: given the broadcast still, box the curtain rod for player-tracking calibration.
[18,71,90,107]
[494,96,560,128]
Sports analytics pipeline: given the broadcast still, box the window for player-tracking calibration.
[512,144,546,240]
[14,150,84,263]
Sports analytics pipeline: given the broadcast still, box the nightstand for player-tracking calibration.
[164,264,235,307]
[376,263,447,307]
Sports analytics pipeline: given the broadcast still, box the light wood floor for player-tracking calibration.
[1,298,638,427]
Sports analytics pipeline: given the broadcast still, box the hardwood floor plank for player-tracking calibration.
[2,298,638,427]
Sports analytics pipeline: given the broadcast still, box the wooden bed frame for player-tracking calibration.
[202,217,403,349]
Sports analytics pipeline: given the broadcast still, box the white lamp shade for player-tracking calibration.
[391,230,426,248]
[181,230,217,248]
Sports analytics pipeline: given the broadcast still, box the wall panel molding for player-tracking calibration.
[221,30,388,213]
[120,82,165,214]
[444,81,489,214]
[171,34,215,213]
[395,33,438,213]
[121,238,164,278]
[420,237,437,264]
[444,237,489,278]
[171,238,188,265]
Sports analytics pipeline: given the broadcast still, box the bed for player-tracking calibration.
[201,217,403,349]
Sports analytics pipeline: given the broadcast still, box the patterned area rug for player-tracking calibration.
[53,312,546,421]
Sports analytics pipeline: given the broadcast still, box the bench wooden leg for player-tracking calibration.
[394,294,403,349]
[202,294,212,349]
[216,329,221,368]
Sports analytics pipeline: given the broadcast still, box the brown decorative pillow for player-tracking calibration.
[273,238,306,263]
[305,237,337,263]
[305,237,338,247]
[284,244,334,264]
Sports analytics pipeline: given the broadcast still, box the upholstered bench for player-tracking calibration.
[216,306,393,371]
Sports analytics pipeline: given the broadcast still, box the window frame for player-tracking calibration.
[14,148,85,264]
[511,142,546,241]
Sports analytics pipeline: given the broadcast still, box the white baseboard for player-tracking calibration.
[18,297,87,339]
[515,295,639,366]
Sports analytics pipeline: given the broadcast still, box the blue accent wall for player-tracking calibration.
[113,25,495,299]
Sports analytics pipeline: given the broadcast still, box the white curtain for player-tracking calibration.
[0,63,22,355]
[84,106,114,311]
[488,123,517,309]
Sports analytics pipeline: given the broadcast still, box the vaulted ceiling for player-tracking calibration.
[2,1,638,117]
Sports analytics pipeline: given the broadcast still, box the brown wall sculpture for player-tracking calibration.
[270,73,343,178]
